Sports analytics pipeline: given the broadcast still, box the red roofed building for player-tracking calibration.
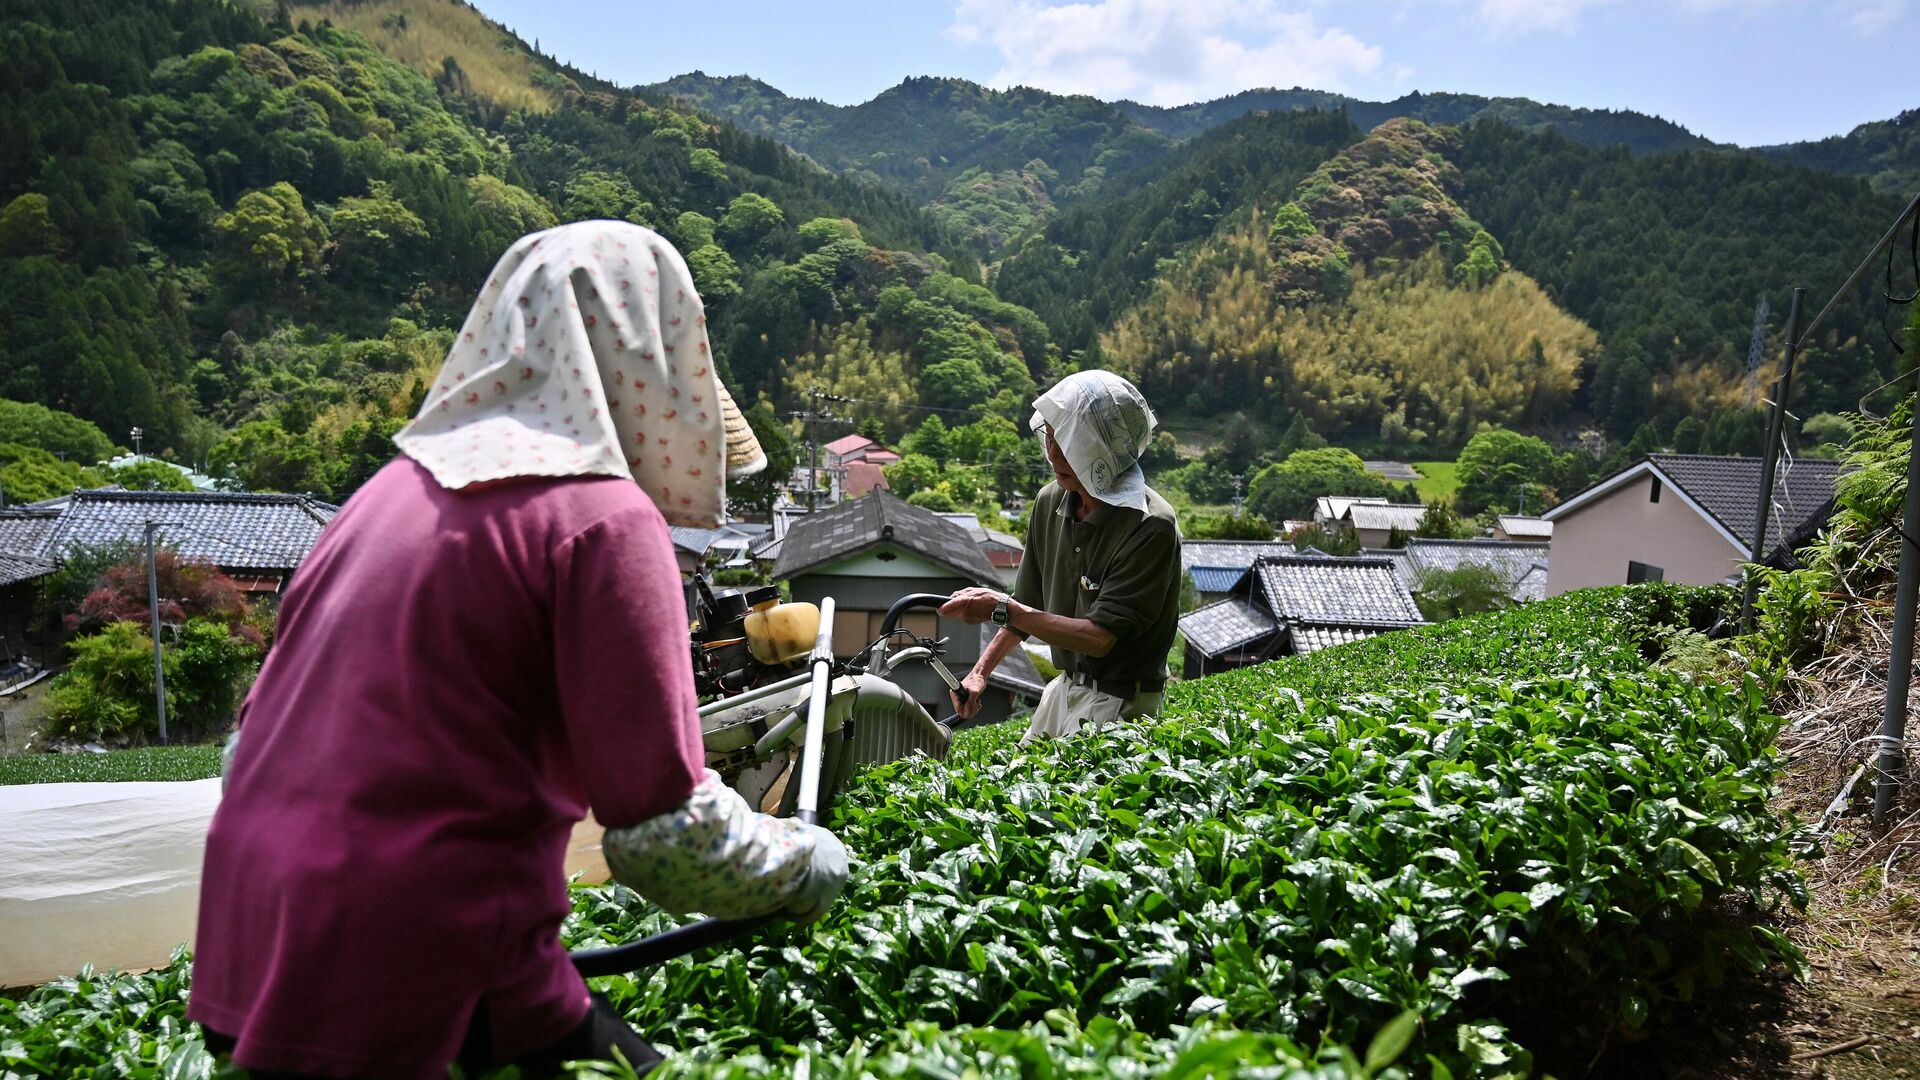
[844,461,891,498]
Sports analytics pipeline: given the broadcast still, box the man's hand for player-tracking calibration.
[951,671,987,720]
[940,586,1005,625]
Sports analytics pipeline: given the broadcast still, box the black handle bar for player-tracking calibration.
[879,593,971,708]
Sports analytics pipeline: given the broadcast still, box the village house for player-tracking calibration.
[937,512,1025,588]
[1178,553,1425,678]
[1180,539,1295,605]
[1541,453,1842,595]
[773,491,1044,726]
[1492,515,1554,542]
[1370,538,1551,605]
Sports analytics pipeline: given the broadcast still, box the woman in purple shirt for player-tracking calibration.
[191,222,845,1079]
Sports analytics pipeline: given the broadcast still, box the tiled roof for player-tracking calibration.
[1291,622,1392,655]
[1314,495,1388,521]
[824,434,876,456]
[1179,596,1278,656]
[1180,539,1291,573]
[670,526,723,556]
[0,551,55,587]
[1647,453,1843,558]
[0,510,61,559]
[1189,567,1245,594]
[1382,539,1551,602]
[38,490,335,573]
[774,491,1000,586]
[1514,564,1549,603]
[1496,515,1553,539]
[845,461,890,497]
[1251,555,1425,627]
[1345,503,1428,532]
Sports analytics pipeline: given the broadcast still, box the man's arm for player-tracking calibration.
[951,625,1027,720]
[942,589,1118,657]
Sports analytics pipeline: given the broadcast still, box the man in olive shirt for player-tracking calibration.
[941,370,1182,743]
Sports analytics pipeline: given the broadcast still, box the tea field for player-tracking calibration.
[0,585,1804,1078]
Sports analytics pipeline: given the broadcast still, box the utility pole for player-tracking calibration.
[130,426,144,459]
[1232,473,1245,516]
[787,388,845,512]
[144,520,174,744]
[1740,287,1805,633]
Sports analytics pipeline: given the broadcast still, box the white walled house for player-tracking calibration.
[1541,454,1841,596]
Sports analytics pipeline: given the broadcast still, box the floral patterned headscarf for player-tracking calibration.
[395,221,764,528]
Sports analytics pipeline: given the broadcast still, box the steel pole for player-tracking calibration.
[145,522,169,744]
[1740,287,1806,632]
[1875,367,1920,822]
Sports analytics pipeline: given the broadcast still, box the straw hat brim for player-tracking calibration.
[718,383,768,479]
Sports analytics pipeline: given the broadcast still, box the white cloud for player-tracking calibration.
[946,0,1386,106]
[1845,0,1908,32]
[1474,0,1612,37]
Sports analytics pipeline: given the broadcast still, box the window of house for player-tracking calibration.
[832,609,939,657]
[1627,561,1665,584]
[1649,477,1661,503]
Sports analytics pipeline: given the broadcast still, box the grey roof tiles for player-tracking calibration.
[774,491,1000,586]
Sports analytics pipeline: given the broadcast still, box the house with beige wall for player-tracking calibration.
[1541,454,1841,596]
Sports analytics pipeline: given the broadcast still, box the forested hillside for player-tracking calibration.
[1098,120,1594,448]
[1757,107,1920,197]
[2,0,1913,509]
[1117,87,1713,152]
[652,73,1173,252]
[0,0,1060,505]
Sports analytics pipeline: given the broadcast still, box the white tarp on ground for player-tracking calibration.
[0,780,610,988]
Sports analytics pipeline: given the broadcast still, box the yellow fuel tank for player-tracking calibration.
[745,602,820,666]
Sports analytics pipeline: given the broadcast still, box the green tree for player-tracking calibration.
[1671,415,1707,454]
[900,417,952,465]
[883,453,940,498]
[1246,447,1391,523]
[210,420,329,496]
[797,217,862,251]
[329,181,427,280]
[1799,413,1852,457]
[560,171,655,226]
[1455,428,1560,515]
[0,193,63,258]
[718,193,785,253]
[1268,201,1314,244]
[1453,229,1505,288]
[214,182,327,285]
[1414,564,1514,622]
[0,399,116,462]
[728,402,797,519]
[105,459,194,492]
[684,244,741,300]
[673,211,718,250]
[1415,498,1467,539]
[906,487,958,512]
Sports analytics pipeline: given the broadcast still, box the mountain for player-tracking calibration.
[999,103,1908,441]
[1756,108,1920,196]
[0,0,1058,504]
[1118,88,1713,154]
[1097,120,1597,448]
[650,72,1173,251]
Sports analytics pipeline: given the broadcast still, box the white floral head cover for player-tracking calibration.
[395,221,764,528]
[1030,370,1157,512]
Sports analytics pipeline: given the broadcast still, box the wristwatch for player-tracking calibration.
[990,596,1011,626]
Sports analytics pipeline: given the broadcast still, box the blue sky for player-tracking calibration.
[474,0,1912,146]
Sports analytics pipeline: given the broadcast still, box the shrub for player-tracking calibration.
[42,617,261,743]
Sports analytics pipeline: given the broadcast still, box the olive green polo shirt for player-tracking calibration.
[1012,482,1182,691]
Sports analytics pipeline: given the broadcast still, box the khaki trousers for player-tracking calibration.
[1021,674,1164,745]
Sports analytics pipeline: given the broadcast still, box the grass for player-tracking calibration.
[0,745,222,786]
[290,0,559,112]
[1411,459,1460,502]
